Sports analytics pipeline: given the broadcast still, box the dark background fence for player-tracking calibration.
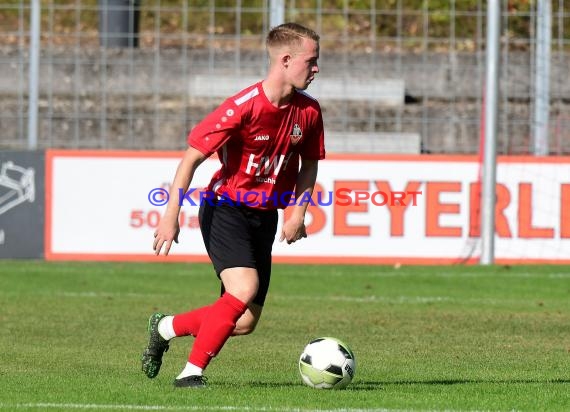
[1,0,569,154]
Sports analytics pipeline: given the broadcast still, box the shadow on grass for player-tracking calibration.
[349,378,570,391]
[217,378,570,391]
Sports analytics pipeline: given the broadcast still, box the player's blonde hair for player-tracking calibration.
[266,23,320,52]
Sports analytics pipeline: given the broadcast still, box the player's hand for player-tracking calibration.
[279,217,307,244]
[153,218,180,256]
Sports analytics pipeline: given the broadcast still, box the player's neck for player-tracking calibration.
[261,79,295,109]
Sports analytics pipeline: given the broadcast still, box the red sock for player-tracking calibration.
[172,305,211,337]
[189,292,247,369]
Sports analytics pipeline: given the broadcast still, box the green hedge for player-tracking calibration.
[0,0,567,49]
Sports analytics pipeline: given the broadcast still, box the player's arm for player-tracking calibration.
[280,158,319,244]
[153,146,207,256]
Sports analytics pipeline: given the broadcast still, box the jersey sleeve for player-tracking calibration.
[300,105,326,160]
[187,99,242,156]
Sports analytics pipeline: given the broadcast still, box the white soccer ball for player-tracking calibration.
[298,337,356,389]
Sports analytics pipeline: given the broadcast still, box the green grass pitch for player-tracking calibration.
[0,261,569,411]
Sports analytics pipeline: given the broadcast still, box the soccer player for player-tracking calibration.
[142,22,325,388]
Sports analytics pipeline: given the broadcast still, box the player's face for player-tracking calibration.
[288,38,320,90]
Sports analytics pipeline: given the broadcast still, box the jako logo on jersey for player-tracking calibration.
[290,124,302,145]
[254,135,270,141]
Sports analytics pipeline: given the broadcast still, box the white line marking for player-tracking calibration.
[0,290,565,306]
[0,403,426,412]
[274,294,565,306]
[278,269,570,281]
[59,292,149,298]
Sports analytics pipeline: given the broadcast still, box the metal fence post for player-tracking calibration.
[269,0,284,28]
[533,0,552,155]
[480,0,500,265]
[27,0,40,150]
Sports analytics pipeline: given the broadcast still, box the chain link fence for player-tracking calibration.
[0,0,569,154]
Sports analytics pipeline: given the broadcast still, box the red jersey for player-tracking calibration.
[187,82,326,209]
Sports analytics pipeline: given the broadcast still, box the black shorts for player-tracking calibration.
[198,199,279,306]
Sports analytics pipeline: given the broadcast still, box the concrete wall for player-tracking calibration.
[1,48,569,153]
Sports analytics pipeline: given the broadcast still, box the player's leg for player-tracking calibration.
[151,296,261,341]
[170,278,263,339]
[188,267,258,360]
[226,205,276,336]
[174,267,256,387]
[173,201,258,387]
[173,202,278,388]
[142,301,234,383]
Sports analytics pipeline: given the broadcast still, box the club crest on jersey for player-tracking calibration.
[290,124,303,145]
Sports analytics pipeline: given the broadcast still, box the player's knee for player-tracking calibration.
[228,285,258,305]
[221,273,259,305]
